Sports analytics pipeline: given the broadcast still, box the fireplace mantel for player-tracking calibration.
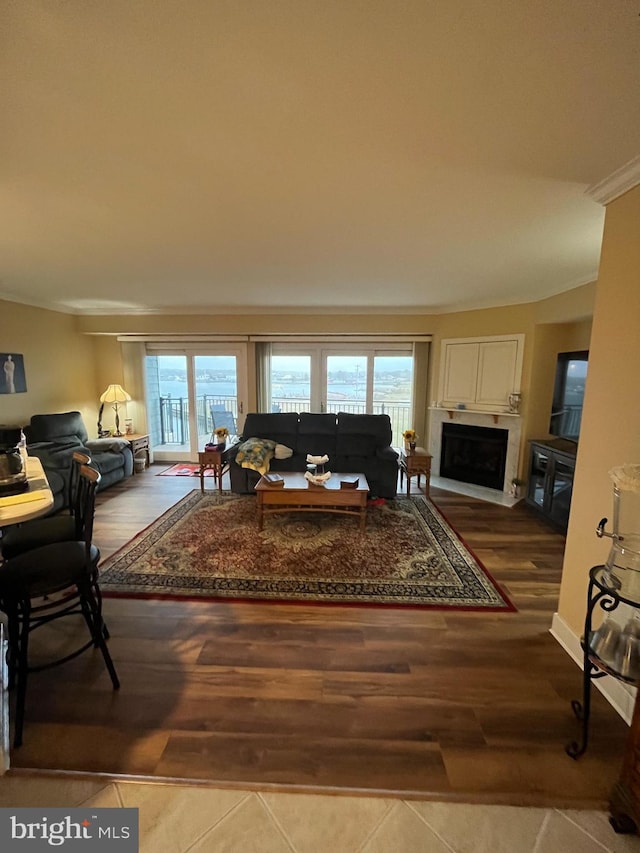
[430,406,520,425]
[429,407,522,494]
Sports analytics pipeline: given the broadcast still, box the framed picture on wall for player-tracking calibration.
[1,353,27,394]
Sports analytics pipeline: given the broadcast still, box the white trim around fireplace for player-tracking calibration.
[429,407,522,496]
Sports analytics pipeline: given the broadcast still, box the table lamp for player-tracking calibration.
[99,384,131,436]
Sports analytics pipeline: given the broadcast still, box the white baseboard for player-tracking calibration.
[550,612,636,725]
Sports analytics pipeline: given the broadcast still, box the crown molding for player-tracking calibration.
[586,155,640,205]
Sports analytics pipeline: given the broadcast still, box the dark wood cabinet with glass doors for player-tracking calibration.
[524,439,577,532]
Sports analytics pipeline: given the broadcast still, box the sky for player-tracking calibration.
[157,355,412,373]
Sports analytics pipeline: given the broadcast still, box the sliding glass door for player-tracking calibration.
[145,346,247,461]
[371,353,413,439]
[323,355,368,414]
[270,354,312,413]
[268,346,414,445]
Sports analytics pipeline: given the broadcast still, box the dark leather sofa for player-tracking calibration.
[228,412,398,498]
[25,411,134,512]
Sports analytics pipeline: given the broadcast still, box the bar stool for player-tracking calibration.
[0,465,119,747]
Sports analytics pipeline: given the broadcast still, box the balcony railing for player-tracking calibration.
[158,395,411,446]
[159,395,238,445]
[550,405,583,438]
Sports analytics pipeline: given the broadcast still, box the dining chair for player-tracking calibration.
[0,451,91,560]
[0,464,119,747]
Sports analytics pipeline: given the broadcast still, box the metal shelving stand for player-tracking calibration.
[566,564,640,760]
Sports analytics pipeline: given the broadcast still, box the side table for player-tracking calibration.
[198,446,228,492]
[125,433,150,473]
[398,446,432,497]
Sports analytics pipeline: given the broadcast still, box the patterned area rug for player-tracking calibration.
[99,491,514,610]
[158,463,207,477]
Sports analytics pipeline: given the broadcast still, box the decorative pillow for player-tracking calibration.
[274,443,293,460]
[235,437,277,475]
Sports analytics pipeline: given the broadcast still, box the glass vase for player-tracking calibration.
[601,464,640,601]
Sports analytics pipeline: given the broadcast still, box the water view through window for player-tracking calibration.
[147,352,414,452]
[157,356,238,400]
[146,353,241,456]
[270,353,413,440]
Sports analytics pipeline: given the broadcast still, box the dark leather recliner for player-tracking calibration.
[24,411,133,512]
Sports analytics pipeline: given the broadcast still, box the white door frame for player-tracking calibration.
[147,344,248,461]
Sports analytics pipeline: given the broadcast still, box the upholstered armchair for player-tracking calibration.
[24,411,133,512]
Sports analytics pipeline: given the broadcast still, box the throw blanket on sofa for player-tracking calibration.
[234,437,277,475]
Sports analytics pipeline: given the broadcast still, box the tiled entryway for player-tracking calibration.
[1,773,638,852]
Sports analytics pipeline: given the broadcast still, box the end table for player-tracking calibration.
[125,433,150,473]
[398,446,432,497]
[198,446,229,492]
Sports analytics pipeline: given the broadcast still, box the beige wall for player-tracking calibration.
[0,299,98,430]
[4,286,596,473]
[558,184,640,633]
[75,313,435,337]
[533,281,597,325]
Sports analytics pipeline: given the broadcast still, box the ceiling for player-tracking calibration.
[2,1,639,316]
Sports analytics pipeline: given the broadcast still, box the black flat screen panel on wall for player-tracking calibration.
[549,350,588,442]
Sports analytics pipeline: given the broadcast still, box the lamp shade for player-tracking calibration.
[100,384,131,404]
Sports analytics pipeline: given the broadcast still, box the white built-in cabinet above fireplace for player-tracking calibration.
[437,334,524,413]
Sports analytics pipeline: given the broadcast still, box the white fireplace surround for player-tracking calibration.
[428,408,521,494]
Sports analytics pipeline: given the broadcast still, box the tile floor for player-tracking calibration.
[1,773,639,852]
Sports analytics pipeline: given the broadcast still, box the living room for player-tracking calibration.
[1,1,640,847]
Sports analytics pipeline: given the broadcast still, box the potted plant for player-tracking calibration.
[510,477,525,498]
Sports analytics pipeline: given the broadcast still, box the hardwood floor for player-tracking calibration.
[9,466,631,807]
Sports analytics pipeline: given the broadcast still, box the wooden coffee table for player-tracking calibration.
[255,472,369,531]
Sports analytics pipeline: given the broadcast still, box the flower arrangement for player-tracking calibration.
[510,477,525,498]
[213,426,229,441]
[403,429,417,443]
